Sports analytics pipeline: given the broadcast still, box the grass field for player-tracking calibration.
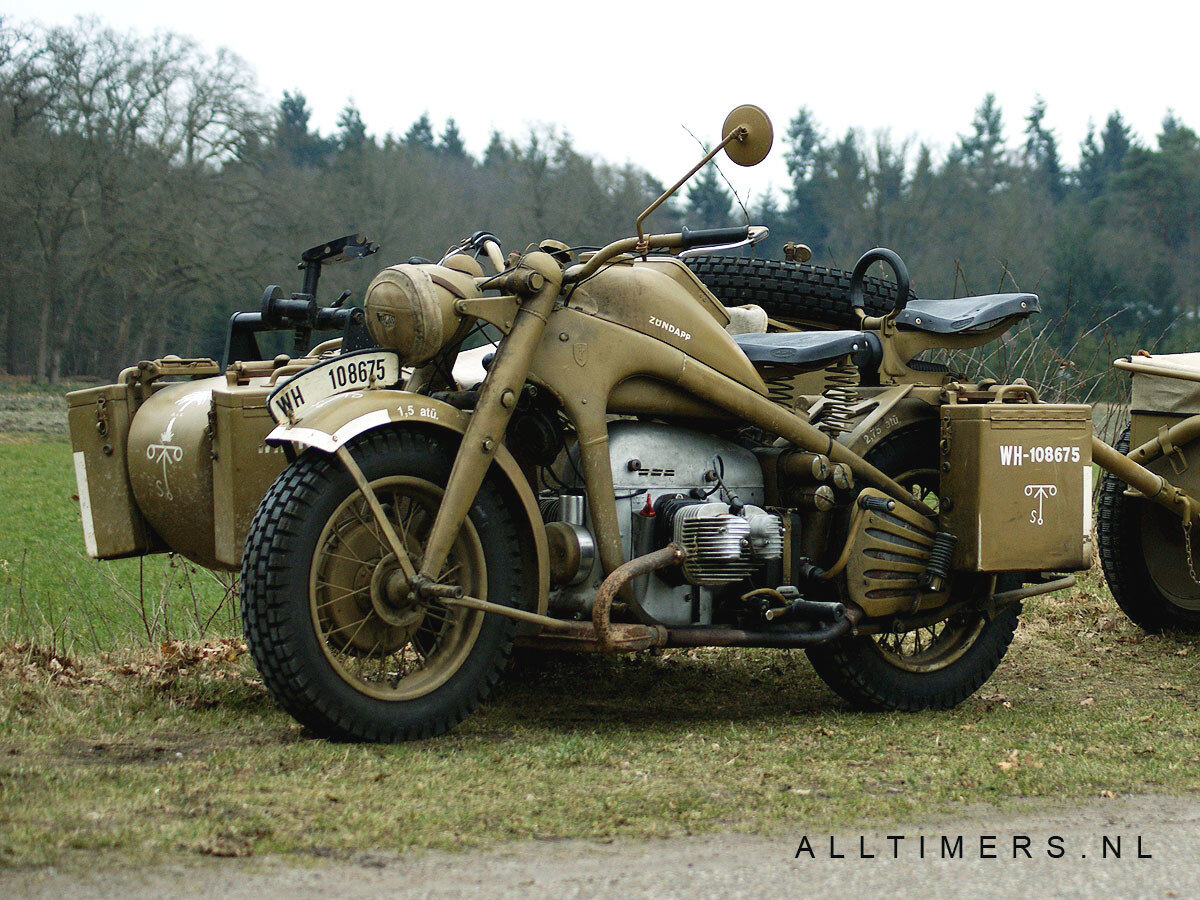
[0,386,1198,870]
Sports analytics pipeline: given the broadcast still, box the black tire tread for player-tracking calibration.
[1097,426,1200,632]
[805,424,1021,711]
[241,428,526,742]
[685,255,914,328]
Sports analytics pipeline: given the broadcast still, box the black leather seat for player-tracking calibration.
[895,293,1038,334]
[734,330,882,369]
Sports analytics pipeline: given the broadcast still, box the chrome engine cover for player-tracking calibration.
[675,502,783,586]
[548,420,771,626]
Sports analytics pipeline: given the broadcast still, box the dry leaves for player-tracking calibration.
[996,749,1044,772]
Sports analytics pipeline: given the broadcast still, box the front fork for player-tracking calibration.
[416,252,563,583]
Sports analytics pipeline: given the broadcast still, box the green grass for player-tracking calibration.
[0,440,233,652]
[0,437,1198,870]
[0,589,1197,868]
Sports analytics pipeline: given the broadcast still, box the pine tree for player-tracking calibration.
[403,112,435,151]
[785,108,822,184]
[275,91,330,168]
[438,118,468,159]
[957,93,1006,188]
[1079,112,1133,199]
[1023,96,1065,200]
[686,164,733,229]
[336,102,368,153]
[482,130,509,167]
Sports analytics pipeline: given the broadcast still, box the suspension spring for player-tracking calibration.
[762,365,799,409]
[820,356,860,438]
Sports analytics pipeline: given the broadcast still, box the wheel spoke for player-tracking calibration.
[324,613,373,639]
[315,583,370,609]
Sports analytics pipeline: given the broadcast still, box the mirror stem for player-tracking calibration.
[634,126,746,252]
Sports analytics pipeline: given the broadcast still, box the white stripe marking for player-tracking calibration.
[1083,464,1093,538]
[73,451,98,558]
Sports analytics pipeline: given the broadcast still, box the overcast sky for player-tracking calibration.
[11,1,1200,210]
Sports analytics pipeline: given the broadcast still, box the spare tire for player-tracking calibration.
[685,255,915,330]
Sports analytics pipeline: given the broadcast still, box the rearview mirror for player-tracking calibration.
[722,104,773,167]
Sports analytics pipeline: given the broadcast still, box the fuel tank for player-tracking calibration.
[107,366,287,570]
[126,378,220,567]
[568,255,764,392]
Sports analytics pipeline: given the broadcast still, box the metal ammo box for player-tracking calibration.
[67,382,160,559]
[939,394,1093,572]
[66,359,288,570]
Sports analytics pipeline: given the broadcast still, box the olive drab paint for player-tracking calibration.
[65,103,1200,739]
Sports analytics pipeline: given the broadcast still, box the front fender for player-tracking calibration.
[267,390,549,615]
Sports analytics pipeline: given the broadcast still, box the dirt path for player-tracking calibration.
[5,793,1198,899]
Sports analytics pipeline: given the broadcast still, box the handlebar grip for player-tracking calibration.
[680,225,751,250]
[849,248,912,314]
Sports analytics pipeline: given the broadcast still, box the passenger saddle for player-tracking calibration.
[734,331,881,369]
[734,293,1039,370]
[894,293,1038,334]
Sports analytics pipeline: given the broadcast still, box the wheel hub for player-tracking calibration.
[370,553,425,630]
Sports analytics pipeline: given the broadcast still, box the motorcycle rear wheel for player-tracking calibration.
[806,424,1021,711]
[241,428,532,741]
[1097,426,1200,632]
[685,256,910,329]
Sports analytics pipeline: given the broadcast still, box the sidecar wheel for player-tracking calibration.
[807,424,1021,711]
[685,256,911,329]
[241,428,533,742]
[1098,426,1200,632]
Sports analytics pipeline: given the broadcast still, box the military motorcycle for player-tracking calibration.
[68,105,1200,743]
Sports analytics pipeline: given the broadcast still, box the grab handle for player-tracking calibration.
[849,248,911,314]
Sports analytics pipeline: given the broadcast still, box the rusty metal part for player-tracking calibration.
[514,620,668,653]
[591,543,688,652]
[988,574,1076,607]
[666,607,862,648]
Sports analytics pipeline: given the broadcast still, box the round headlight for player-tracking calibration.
[364,264,468,365]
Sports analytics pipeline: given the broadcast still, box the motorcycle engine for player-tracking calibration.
[657,498,783,586]
[546,420,786,626]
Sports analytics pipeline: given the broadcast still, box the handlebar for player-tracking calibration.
[563,225,768,284]
[680,225,750,250]
[849,248,911,315]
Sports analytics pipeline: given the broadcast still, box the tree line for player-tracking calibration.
[2,17,1197,383]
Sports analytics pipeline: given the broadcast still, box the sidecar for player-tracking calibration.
[66,235,390,570]
[1097,352,1200,630]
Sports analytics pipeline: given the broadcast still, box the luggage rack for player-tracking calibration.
[1114,353,1200,383]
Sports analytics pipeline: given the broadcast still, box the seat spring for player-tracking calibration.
[820,357,859,437]
[761,366,798,409]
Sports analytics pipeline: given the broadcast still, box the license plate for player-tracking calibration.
[267,350,401,423]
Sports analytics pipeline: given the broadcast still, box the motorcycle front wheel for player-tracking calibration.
[241,428,532,741]
[807,423,1021,711]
